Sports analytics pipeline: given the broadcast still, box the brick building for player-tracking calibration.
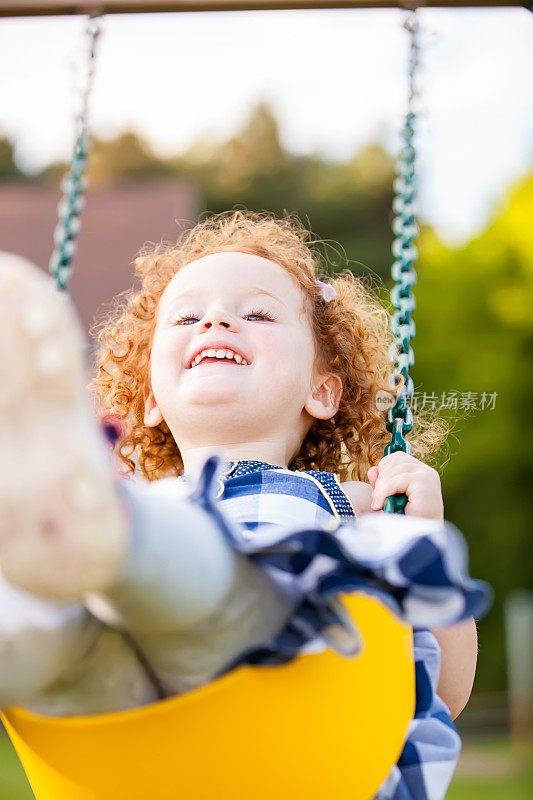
[0,178,202,333]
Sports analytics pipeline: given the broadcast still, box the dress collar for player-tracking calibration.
[221,460,286,480]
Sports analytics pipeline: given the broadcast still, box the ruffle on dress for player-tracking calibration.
[187,454,492,670]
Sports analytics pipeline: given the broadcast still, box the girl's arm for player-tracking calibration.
[340,478,477,720]
[430,617,478,720]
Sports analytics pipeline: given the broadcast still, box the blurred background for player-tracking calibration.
[0,5,532,798]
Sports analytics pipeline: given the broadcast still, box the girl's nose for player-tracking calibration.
[200,309,238,332]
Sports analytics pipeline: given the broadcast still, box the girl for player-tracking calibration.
[0,210,488,799]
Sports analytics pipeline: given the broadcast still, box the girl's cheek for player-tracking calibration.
[159,329,186,360]
[151,340,179,381]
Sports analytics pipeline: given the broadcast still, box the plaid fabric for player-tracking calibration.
[218,459,356,528]
[187,455,492,800]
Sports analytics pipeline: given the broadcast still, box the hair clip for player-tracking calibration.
[316,280,338,303]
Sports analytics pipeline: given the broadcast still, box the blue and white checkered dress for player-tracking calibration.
[218,458,357,528]
[186,455,492,800]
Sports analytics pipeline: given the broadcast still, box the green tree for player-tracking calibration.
[207,101,289,196]
[0,135,24,180]
[32,102,396,280]
[86,131,174,187]
[410,174,533,692]
[38,131,175,188]
[194,102,395,279]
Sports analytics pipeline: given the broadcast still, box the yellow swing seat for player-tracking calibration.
[2,595,414,800]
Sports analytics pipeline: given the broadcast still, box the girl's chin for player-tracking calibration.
[184,385,242,407]
[174,388,253,410]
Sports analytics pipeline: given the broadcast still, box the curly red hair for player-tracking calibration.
[92,209,447,482]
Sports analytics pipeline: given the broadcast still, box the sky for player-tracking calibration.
[0,6,531,245]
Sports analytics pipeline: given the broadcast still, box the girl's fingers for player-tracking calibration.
[375,461,422,481]
[371,456,426,488]
[370,466,429,503]
[377,451,419,469]
[367,466,378,486]
[369,454,442,514]
[371,473,414,510]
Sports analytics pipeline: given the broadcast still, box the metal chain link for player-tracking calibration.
[383,10,420,515]
[49,11,102,292]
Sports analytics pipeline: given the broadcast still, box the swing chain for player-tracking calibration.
[383,10,420,515]
[49,10,103,292]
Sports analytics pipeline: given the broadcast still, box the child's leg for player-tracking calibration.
[0,574,99,709]
[0,253,129,600]
[99,476,293,636]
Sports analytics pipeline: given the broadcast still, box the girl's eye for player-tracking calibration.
[170,308,276,325]
[245,307,276,322]
[170,314,200,326]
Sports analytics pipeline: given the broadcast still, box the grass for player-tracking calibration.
[0,734,34,800]
[1,731,531,800]
[447,737,533,800]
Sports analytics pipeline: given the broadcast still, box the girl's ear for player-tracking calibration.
[143,384,164,427]
[304,373,343,421]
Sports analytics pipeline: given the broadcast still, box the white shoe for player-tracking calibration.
[0,253,129,601]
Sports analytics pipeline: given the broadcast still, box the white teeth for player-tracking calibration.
[189,348,249,368]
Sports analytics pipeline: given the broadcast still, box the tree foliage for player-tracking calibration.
[412,175,533,691]
[187,103,396,277]
[28,102,396,280]
[0,135,24,180]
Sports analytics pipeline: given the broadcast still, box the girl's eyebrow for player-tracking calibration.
[248,287,287,307]
[164,286,287,313]
[160,291,196,317]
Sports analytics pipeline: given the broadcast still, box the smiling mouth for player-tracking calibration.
[189,348,248,369]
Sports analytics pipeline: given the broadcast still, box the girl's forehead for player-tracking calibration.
[163,251,304,305]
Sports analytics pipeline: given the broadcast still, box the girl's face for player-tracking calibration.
[144,251,341,462]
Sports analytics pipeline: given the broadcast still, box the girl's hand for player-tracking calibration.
[367,452,444,521]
